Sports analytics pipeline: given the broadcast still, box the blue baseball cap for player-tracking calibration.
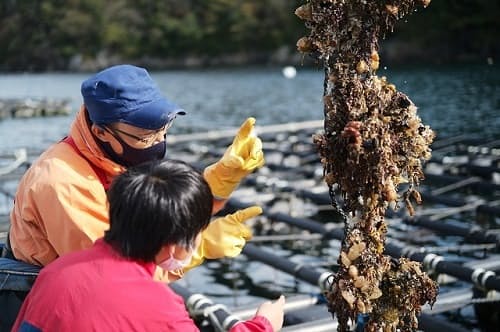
[81,64,185,130]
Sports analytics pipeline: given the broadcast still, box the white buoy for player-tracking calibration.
[282,66,297,79]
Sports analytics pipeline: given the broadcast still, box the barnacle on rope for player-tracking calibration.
[298,1,438,331]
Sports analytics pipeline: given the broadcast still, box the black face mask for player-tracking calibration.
[96,130,167,167]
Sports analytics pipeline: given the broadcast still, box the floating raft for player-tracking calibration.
[0,98,71,119]
[0,120,499,331]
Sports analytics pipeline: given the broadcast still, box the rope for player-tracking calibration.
[430,177,481,196]
[250,233,323,242]
[0,148,27,176]
[427,201,484,221]
[422,243,497,254]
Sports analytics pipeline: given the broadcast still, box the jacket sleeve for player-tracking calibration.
[18,155,111,265]
[39,174,109,259]
[229,316,274,332]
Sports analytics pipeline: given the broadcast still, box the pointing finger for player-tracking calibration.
[234,117,256,144]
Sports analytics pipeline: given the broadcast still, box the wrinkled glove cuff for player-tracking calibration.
[204,164,243,199]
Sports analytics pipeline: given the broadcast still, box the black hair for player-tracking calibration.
[104,159,213,261]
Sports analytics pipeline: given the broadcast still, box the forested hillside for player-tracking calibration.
[1,0,498,71]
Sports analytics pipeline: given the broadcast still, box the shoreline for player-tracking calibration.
[0,41,496,73]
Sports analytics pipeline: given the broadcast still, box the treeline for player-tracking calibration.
[387,0,499,64]
[0,0,498,72]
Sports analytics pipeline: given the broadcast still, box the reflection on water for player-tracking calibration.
[0,64,499,153]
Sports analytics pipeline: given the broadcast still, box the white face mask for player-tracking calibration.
[158,250,193,271]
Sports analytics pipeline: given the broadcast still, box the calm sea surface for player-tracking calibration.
[0,64,499,153]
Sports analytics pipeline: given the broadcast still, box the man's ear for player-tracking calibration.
[91,124,108,142]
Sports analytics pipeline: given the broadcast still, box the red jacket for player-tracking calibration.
[13,239,273,332]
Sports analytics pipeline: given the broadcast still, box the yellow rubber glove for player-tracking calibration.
[204,117,265,199]
[185,206,263,270]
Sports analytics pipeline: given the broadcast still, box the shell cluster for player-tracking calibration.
[296,1,438,331]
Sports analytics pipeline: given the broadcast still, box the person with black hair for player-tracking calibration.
[12,160,284,332]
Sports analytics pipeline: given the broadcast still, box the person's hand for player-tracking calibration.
[204,117,265,199]
[256,295,286,331]
[183,206,262,271]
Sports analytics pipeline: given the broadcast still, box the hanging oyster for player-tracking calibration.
[296,1,438,331]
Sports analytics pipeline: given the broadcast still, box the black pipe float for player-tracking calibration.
[244,176,500,250]
[403,216,500,247]
[170,283,240,332]
[460,164,500,179]
[171,282,333,331]
[294,188,500,244]
[394,249,500,291]
[242,243,470,332]
[477,204,500,218]
[437,254,500,285]
[226,200,500,292]
[242,243,332,291]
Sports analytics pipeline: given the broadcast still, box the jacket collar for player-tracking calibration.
[69,106,126,179]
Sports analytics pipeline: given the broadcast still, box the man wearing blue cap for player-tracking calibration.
[2,64,264,329]
[81,64,188,167]
[9,63,264,268]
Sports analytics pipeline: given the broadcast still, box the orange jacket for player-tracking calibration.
[9,107,224,278]
[9,107,123,266]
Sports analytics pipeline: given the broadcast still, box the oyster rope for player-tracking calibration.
[296,1,438,331]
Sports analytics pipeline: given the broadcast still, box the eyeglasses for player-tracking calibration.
[104,120,174,146]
